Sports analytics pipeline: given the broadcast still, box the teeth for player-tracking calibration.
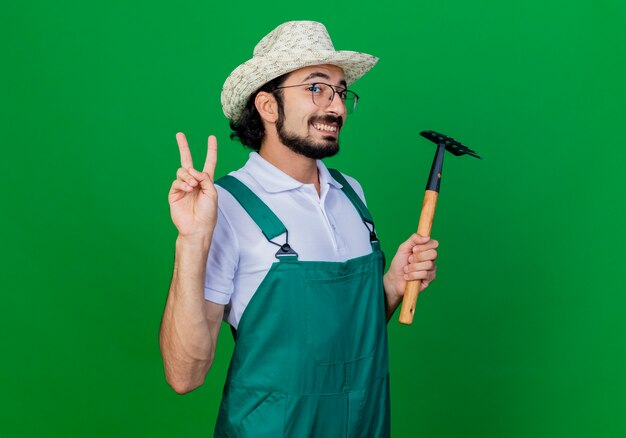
[313,123,337,132]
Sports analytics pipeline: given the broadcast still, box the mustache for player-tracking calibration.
[309,115,343,128]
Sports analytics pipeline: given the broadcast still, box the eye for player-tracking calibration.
[307,84,323,93]
[336,89,348,100]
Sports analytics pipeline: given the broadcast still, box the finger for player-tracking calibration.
[409,233,430,244]
[412,239,439,253]
[169,179,193,196]
[176,168,199,187]
[188,167,210,182]
[419,275,436,291]
[403,270,430,281]
[170,179,194,192]
[176,132,194,169]
[188,168,218,196]
[412,238,438,249]
[428,264,437,282]
[419,266,437,291]
[203,135,218,178]
[404,260,435,273]
[412,248,438,263]
[399,233,430,251]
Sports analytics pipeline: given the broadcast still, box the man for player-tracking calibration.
[160,21,438,437]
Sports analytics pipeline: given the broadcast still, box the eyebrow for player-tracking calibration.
[301,72,347,88]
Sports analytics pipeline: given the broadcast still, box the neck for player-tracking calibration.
[259,135,320,193]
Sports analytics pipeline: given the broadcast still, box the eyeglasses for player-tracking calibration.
[274,82,359,114]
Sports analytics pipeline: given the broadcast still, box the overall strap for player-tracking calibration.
[328,169,380,247]
[215,175,286,240]
[215,175,298,259]
[328,169,374,224]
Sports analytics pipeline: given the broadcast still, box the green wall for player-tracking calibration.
[3,1,626,436]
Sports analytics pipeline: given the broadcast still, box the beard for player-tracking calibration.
[276,113,343,160]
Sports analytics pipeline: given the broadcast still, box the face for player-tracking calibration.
[275,64,348,159]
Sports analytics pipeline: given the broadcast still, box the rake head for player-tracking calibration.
[420,130,481,159]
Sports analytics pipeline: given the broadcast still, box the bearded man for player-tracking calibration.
[159,20,438,437]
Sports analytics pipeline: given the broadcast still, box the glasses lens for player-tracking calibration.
[310,84,358,114]
[344,91,357,114]
[310,84,333,108]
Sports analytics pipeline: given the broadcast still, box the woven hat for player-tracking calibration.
[221,21,378,122]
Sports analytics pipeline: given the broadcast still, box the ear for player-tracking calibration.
[255,91,279,124]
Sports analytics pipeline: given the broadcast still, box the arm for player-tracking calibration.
[382,234,438,322]
[159,133,223,394]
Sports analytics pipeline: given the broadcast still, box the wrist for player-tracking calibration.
[176,232,213,252]
[172,233,213,280]
[383,273,402,305]
[383,272,397,295]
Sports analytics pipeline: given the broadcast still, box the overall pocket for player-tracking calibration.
[215,386,285,437]
[304,269,383,365]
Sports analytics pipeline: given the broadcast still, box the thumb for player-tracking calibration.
[401,233,430,250]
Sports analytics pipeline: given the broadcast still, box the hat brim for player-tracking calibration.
[222,49,378,121]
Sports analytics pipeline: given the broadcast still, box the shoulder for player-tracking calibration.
[214,162,266,204]
[213,167,270,238]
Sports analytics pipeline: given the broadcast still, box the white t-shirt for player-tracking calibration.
[204,152,373,329]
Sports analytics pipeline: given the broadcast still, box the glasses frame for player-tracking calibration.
[274,82,359,114]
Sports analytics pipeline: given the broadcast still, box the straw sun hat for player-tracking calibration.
[221,21,378,122]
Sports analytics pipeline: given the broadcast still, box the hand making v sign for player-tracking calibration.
[168,133,219,238]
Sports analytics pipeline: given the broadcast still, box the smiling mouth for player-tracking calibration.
[312,123,338,134]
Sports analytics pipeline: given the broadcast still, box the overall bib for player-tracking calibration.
[214,170,390,438]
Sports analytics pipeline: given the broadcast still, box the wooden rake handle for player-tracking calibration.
[398,190,438,325]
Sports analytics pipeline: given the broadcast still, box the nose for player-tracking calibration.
[325,88,346,116]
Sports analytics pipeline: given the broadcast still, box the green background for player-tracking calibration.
[3,0,625,436]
